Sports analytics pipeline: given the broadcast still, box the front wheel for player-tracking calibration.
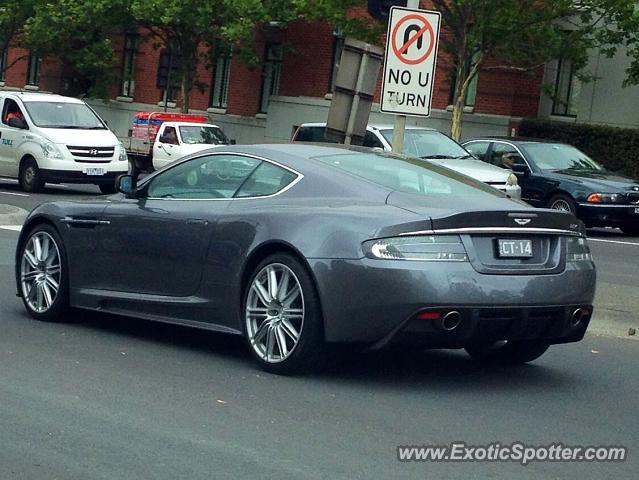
[621,225,639,236]
[547,194,576,215]
[99,183,117,194]
[19,158,45,193]
[243,253,324,374]
[465,340,550,365]
[18,224,70,321]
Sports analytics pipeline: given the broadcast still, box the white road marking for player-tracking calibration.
[0,191,29,197]
[589,238,639,246]
[0,225,22,232]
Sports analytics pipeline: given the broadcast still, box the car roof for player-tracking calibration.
[297,122,436,132]
[4,92,85,104]
[463,136,569,145]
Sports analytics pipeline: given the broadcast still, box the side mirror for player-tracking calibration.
[117,174,136,197]
[8,117,27,129]
[230,139,237,145]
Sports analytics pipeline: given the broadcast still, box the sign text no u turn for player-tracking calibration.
[381,7,441,117]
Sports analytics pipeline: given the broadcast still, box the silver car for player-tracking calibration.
[292,123,522,198]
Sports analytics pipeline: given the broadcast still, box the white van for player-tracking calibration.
[0,92,128,193]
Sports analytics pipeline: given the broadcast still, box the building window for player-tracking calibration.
[328,32,345,93]
[552,58,579,117]
[259,43,283,114]
[0,50,7,82]
[121,33,139,97]
[157,45,181,103]
[26,52,41,86]
[210,49,232,109]
[448,69,478,108]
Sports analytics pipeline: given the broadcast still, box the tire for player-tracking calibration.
[17,223,70,322]
[99,183,117,194]
[547,193,576,215]
[465,340,550,365]
[621,225,639,236]
[19,158,45,193]
[242,253,324,374]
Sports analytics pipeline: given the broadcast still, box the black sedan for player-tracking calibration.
[462,137,639,235]
[15,144,596,373]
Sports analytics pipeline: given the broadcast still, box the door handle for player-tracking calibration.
[186,218,208,225]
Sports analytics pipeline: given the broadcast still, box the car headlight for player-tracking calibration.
[42,142,63,159]
[586,193,622,204]
[506,173,518,186]
[566,236,592,262]
[363,235,468,261]
[117,143,128,162]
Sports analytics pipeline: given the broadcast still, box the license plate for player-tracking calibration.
[634,207,639,214]
[497,239,533,258]
[83,167,106,176]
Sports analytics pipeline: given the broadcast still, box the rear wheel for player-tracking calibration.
[465,340,550,365]
[243,253,324,374]
[547,193,576,215]
[18,224,69,322]
[19,158,45,193]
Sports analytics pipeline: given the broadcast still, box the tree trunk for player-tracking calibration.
[180,69,190,113]
[450,54,481,141]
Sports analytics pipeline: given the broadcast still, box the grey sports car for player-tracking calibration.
[15,144,596,374]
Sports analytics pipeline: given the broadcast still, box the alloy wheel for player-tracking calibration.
[245,263,305,363]
[550,199,573,213]
[20,231,62,313]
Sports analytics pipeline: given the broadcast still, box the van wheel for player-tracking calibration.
[99,183,117,194]
[20,159,45,193]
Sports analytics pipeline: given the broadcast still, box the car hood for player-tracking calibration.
[427,158,510,183]
[546,169,639,192]
[39,128,119,146]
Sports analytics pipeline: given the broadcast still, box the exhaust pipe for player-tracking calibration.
[437,311,463,331]
[570,308,589,327]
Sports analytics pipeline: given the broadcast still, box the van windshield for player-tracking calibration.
[22,102,106,129]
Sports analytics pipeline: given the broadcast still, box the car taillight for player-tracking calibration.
[363,235,468,261]
[566,236,592,262]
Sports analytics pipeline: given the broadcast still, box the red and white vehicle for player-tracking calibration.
[126,112,233,171]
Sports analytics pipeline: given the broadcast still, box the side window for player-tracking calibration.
[236,161,298,198]
[2,99,25,126]
[464,141,490,161]
[363,131,383,148]
[147,154,260,199]
[161,126,179,145]
[294,126,331,143]
[490,143,520,169]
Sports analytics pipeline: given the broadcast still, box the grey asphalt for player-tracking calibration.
[0,184,638,479]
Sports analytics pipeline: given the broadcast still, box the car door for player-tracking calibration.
[0,97,23,177]
[93,153,262,296]
[153,124,180,166]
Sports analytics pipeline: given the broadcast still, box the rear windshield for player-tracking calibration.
[311,151,504,197]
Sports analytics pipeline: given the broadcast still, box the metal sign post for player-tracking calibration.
[381,0,441,153]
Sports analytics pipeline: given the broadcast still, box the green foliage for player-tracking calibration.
[519,118,639,180]
[25,0,134,98]
[0,0,38,73]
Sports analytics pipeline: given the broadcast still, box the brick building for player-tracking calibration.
[0,15,546,143]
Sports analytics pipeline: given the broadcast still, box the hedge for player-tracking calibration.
[518,118,639,180]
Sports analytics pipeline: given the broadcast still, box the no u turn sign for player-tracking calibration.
[381,7,441,117]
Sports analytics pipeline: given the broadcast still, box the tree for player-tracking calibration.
[24,0,135,97]
[0,0,37,78]
[130,0,375,113]
[430,0,639,140]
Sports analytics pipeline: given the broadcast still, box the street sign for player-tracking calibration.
[380,6,441,117]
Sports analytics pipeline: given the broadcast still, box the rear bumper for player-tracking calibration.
[41,169,128,185]
[309,257,596,346]
[577,203,639,228]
